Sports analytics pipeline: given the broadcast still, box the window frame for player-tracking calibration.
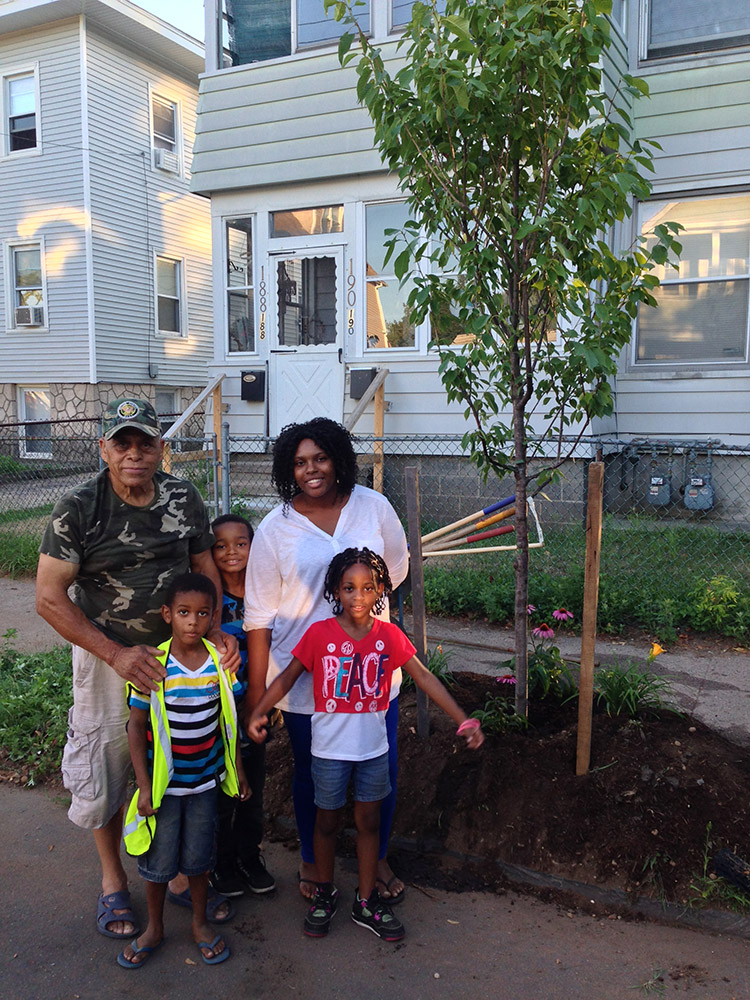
[154,254,186,339]
[224,215,258,356]
[17,385,52,459]
[149,87,182,174]
[5,237,48,332]
[641,0,750,61]
[631,193,750,370]
[1,64,40,158]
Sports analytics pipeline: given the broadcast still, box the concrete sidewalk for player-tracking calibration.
[2,782,750,1000]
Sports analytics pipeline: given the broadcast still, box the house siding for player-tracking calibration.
[85,24,213,386]
[191,45,397,195]
[613,51,750,444]
[0,18,90,382]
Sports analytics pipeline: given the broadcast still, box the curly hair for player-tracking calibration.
[323,547,393,616]
[271,417,358,507]
[163,572,217,612]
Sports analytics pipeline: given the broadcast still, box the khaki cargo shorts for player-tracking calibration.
[62,645,132,830]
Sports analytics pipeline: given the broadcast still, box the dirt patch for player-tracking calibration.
[263,673,750,906]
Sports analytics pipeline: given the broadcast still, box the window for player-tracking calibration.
[635,194,750,366]
[645,1,750,59]
[7,241,46,329]
[18,386,51,459]
[270,205,343,238]
[226,218,255,353]
[151,93,180,171]
[221,0,369,66]
[610,0,625,31]
[365,202,416,349]
[5,72,37,152]
[155,256,184,336]
[155,389,178,436]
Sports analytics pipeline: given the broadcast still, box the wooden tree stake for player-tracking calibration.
[405,465,430,738]
[576,461,604,776]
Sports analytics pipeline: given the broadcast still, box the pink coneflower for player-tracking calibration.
[496,674,516,684]
[533,623,555,639]
[527,604,537,614]
[552,608,574,622]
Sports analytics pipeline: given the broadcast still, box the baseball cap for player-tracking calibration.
[102,397,160,440]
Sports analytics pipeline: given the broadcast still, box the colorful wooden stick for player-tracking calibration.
[421,494,515,545]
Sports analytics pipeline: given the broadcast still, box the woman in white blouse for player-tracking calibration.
[244,418,409,903]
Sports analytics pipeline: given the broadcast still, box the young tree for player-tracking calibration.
[326,0,680,716]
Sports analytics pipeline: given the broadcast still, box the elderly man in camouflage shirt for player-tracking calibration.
[36,397,239,939]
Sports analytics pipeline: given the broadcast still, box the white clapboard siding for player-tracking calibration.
[0,18,90,382]
[635,57,750,190]
[615,54,750,442]
[85,24,212,385]
[615,375,750,441]
[191,44,410,194]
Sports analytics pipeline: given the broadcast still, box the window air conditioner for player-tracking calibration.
[154,148,180,173]
[15,305,45,327]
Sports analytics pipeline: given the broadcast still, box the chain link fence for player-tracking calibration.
[3,422,750,635]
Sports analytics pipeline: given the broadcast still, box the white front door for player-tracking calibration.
[268,247,345,435]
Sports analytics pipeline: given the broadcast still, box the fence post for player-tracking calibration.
[221,421,231,515]
[405,465,430,738]
[576,461,604,776]
[373,383,384,494]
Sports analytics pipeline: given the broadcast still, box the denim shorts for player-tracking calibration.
[137,788,218,883]
[311,752,391,811]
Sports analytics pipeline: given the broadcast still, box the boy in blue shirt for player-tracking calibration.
[210,514,276,897]
[119,573,249,969]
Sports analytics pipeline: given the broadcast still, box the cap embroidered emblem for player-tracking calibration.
[117,401,140,419]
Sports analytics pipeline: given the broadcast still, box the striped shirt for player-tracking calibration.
[129,652,240,796]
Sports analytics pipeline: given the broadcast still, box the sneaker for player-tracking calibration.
[304,883,338,937]
[351,888,405,942]
[236,854,276,894]
[209,868,246,898]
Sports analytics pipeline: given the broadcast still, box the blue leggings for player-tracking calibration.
[283,699,399,865]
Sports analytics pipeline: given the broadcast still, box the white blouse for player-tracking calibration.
[244,485,409,713]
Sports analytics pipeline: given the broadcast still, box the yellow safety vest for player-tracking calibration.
[123,638,239,856]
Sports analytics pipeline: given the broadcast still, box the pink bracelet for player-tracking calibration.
[457,718,481,735]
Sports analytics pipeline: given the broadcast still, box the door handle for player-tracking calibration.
[338,348,343,364]
[270,349,297,353]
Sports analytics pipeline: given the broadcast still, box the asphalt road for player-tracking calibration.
[3,783,750,1000]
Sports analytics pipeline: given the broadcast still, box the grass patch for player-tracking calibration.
[0,530,41,576]
[422,518,750,641]
[0,503,54,525]
[0,630,72,784]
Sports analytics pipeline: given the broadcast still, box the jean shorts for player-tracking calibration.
[311,752,391,811]
[137,788,218,883]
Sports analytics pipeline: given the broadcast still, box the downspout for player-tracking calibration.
[79,15,97,384]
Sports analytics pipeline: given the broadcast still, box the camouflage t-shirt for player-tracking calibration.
[40,469,214,647]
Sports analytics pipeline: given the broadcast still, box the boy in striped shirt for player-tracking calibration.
[120,573,249,969]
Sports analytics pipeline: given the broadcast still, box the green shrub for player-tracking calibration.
[0,631,72,784]
[471,693,528,735]
[594,661,673,718]
[0,531,42,576]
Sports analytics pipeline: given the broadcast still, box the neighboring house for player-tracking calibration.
[190,1,750,447]
[0,0,213,456]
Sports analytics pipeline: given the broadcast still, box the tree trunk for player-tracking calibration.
[512,397,529,718]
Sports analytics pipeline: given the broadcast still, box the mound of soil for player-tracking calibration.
[263,673,750,905]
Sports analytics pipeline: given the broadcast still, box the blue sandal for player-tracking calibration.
[96,891,140,939]
[117,937,164,969]
[197,933,230,965]
[166,886,234,923]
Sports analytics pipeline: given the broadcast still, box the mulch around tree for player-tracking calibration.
[263,673,750,909]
